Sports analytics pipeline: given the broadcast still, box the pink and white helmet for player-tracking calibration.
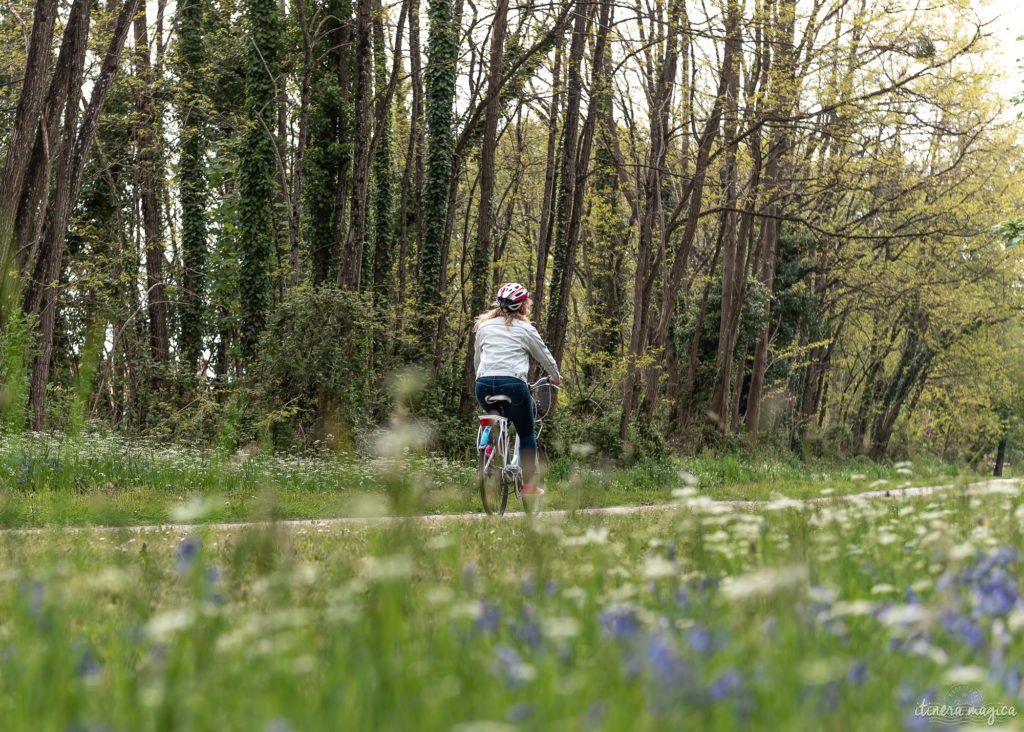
[496,282,529,311]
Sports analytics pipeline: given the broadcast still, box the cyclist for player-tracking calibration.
[474,282,561,496]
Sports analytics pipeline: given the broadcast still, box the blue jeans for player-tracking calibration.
[476,376,537,483]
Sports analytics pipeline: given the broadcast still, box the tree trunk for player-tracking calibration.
[370,0,401,306]
[533,27,564,327]
[706,0,745,428]
[745,0,798,441]
[177,0,208,371]
[338,0,374,291]
[994,435,1007,477]
[133,9,170,366]
[0,0,58,316]
[632,0,685,426]
[460,0,510,414]
[543,0,595,364]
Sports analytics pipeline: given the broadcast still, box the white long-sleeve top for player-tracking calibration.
[474,317,561,383]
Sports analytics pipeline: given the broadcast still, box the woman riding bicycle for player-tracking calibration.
[474,282,561,496]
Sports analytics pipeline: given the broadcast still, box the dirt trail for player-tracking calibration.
[5,478,1017,536]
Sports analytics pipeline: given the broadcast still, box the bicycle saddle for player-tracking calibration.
[485,394,512,403]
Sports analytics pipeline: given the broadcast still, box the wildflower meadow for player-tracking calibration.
[1,444,1022,730]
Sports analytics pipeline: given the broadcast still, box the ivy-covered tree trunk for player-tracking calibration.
[133,9,170,368]
[304,0,349,288]
[176,0,208,371]
[398,0,426,303]
[338,0,373,291]
[370,0,397,306]
[419,0,458,357]
[237,0,281,359]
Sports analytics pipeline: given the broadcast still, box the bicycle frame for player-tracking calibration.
[477,414,521,482]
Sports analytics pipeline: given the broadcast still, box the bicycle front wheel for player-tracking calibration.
[479,448,508,515]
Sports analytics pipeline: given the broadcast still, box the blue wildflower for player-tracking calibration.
[974,569,1018,617]
[494,644,532,687]
[903,710,930,732]
[175,536,200,574]
[675,589,691,612]
[685,625,714,655]
[847,660,869,687]
[708,669,742,701]
[265,719,293,732]
[582,701,608,728]
[506,703,534,722]
[204,566,221,584]
[666,541,677,561]
[461,563,477,592]
[940,610,985,653]
[599,605,642,641]
[1004,665,1021,696]
[75,647,102,680]
[514,607,542,649]
[476,601,502,635]
[645,636,690,687]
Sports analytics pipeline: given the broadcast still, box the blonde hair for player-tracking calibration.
[474,298,532,331]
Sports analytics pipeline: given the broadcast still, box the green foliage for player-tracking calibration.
[237,0,282,359]
[175,0,210,368]
[0,310,35,433]
[303,0,352,286]
[420,0,459,311]
[246,286,381,449]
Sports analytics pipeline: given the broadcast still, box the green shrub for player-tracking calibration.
[246,286,382,450]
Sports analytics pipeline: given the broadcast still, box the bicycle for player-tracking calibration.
[476,377,559,516]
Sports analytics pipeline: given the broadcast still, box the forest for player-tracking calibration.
[1,0,1023,464]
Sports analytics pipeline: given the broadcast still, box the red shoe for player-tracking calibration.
[521,484,545,495]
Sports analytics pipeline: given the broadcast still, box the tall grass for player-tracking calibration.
[1,479,1022,730]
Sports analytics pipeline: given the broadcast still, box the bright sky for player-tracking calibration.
[978,0,1024,100]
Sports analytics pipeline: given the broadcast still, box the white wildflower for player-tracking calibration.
[563,527,610,547]
[642,555,677,580]
[720,565,808,601]
[145,608,195,641]
[541,616,581,641]
[828,600,877,617]
[359,554,414,582]
[941,666,988,685]
[876,604,932,627]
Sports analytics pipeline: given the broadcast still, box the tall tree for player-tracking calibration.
[237,0,282,358]
[459,0,511,412]
[420,0,459,359]
[370,0,398,304]
[176,0,209,371]
[133,6,170,367]
[338,0,374,290]
[0,0,57,320]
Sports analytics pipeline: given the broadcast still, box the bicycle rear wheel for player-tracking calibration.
[479,447,508,515]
